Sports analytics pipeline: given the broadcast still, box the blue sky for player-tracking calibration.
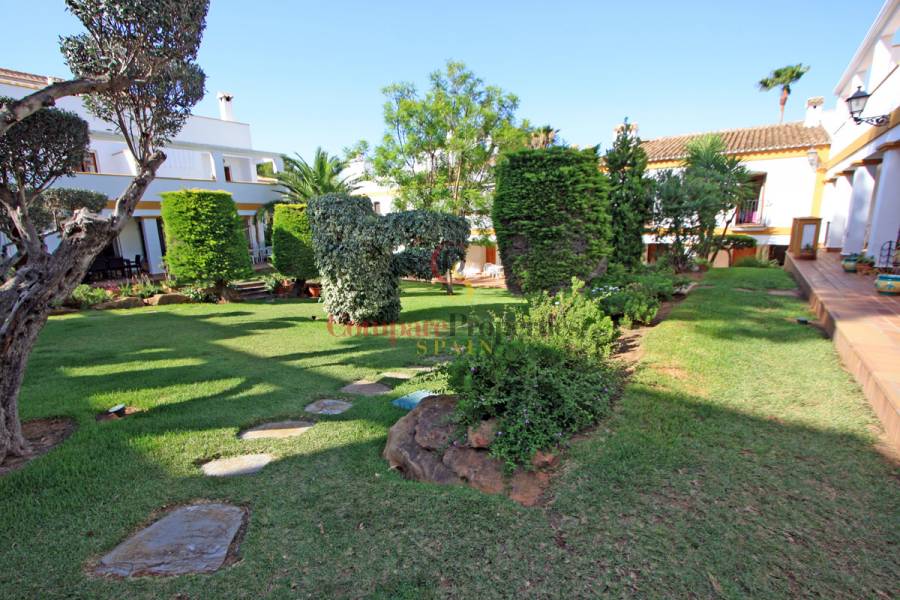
[0,0,886,158]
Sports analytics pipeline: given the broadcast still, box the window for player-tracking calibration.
[737,174,766,225]
[79,151,99,173]
[223,165,232,182]
[372,201,381,214]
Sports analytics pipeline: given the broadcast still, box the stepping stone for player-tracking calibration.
[340,380,391,396]
[393,390,436,411]
[94,503,246,577]
[767,289,801,297]
[201,454,272,477]
[380,371,415,380]
[305,399,352,415]
[239,420,314,440]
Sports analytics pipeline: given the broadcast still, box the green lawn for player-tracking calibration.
[1,273,897,598]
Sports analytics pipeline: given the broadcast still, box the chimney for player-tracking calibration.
[804,97,824,127]
[217,91,235,121]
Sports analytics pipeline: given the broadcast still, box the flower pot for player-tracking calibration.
[874,274,900,295]
[857,264,874,275]
[307,284,321,298]
[841,258,858,272]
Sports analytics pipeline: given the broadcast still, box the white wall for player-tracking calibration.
[740,155,818,229]
[117,218,144,261]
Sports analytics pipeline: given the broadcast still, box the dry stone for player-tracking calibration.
[94,503,246,577]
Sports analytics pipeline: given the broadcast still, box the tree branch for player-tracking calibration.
[0,77,118,137]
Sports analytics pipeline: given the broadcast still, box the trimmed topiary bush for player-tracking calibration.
[307,194,471,323]
[160,189,252,289]
[307,193,399,323]
[271,204,317,284]
[493,147,611,294]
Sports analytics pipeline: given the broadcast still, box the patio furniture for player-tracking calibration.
[84,255,145,282]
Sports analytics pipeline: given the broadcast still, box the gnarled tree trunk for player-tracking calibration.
[0,157,163,462]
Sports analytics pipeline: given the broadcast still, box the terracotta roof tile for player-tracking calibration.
[641,122,830,163]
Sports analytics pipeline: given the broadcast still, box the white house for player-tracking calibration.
[0,67,284,276]
[640,108,831,266]
[819,0,900,265]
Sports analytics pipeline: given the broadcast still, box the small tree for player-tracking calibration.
[493,147,611,294]
[386,210,469,294]
[604,120,652,269]
[161,189,252,293]
[650,136,754,271]
[0,0,207,462]
[369,61,530,216]
[271,203,317,289]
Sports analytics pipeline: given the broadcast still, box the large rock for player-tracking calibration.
[95,297,144,310]
[383,395,556,506]
[467,418,497,448]
[413,395,457,450]
[383,397,459,485]
[94,503,246,577]
[442,446,505,494]
[146,293,190,306]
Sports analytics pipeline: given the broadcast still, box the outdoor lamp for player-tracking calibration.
[846,86,889,126]
[806,148,819,168]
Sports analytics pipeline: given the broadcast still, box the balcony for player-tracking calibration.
[60,172,281,215]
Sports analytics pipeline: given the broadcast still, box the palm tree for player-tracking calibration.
[257,147,361,221]
[758,64,810,123]
[528,125,558,149]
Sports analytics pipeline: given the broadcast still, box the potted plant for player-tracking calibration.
[306,279,322,298]
[856,255,875,275]
[798,243,816,259]
[875,273,900,295]
[841,253,859,272]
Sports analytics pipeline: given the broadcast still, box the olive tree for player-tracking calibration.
[0,0,208,462]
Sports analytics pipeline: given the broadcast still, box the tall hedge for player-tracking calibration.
[160,189,252,285]
[271,204,317,281]
[307,193,399,323]
[492,147,611,294]
[604,122,652,269]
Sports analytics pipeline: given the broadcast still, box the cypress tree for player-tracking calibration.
[604,121,652,269]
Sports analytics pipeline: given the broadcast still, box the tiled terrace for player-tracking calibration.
[785,252,900,451]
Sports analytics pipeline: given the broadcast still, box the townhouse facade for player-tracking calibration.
[0,67,284,277]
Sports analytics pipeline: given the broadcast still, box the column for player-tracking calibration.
[867,146,900,266]
[140,218,165,275]
[842,164,877,255]
[826,173,852,249]
[256,217,266,249]
[210,151,226,182]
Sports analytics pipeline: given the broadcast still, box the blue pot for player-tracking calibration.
[874,274,900,295]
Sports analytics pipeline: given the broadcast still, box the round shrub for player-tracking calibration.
[70,284,110,308]
[493,147,611,294]
[307,193,400,324]
[160,189,252,286]
[271,204,317,282]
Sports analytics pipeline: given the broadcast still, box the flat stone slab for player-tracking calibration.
[201,454,272,477]
[94,503,246,577]
[305,399,352,415]
[380,371,415,380]
[340,380,391,396]
[767,289,801,297]
[239,420,314,440]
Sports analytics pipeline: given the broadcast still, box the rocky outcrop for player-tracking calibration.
[146,293,190,306]
[95,297,144,310]
[383,395,556,506]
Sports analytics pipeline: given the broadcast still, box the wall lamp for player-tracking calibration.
[846,87,889,126]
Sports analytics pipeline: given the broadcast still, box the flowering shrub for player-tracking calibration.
[118,276,162,299]
[515,278,619,361]
[447,337,618,470]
